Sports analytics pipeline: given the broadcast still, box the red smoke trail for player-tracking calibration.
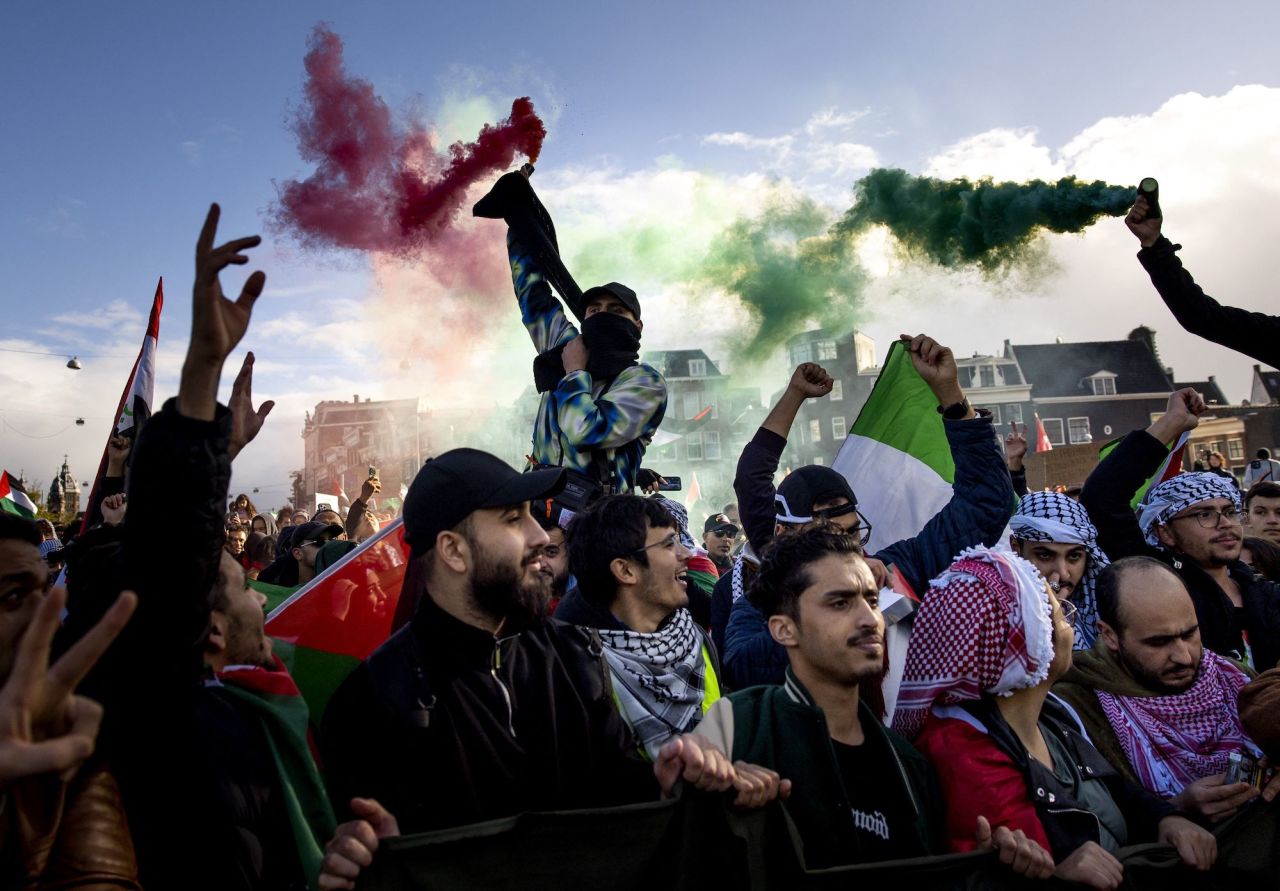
[273,25,546,257]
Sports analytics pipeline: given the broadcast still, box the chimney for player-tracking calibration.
[353,394,359,403]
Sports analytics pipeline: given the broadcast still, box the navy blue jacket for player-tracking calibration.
[723,418,1014,689]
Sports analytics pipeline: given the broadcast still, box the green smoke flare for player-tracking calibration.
[561,169,1135,363]
[837,168,1134,272]
[699,194,864,359]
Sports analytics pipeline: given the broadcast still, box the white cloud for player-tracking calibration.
[702,107,877,191]
[924,127,1065,181]
[863,84,1280,407]
[804,107,870,136]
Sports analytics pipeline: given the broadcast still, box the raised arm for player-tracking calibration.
[509,231,576,355]
[873,335,1010,594]
[1127,196,1280,367]
[734,363,834,553]
[1080,388,1205,560]
[123,204,266,682]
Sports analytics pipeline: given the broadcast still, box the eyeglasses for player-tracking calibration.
[627,533,679,558]
[1169,507,1244,529]
[812,504,873,548]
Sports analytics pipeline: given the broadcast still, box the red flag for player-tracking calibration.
[685,471,702,513]
[265,519,408,716]
[82,280,163,532]
[1033,412,1053,453]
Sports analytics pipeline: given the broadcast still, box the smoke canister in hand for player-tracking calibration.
[1138,177,1162,220]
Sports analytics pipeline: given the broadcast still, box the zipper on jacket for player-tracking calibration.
[884,732,922,821]
[491,637,517,738]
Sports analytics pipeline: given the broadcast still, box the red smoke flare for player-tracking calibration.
[273,25,545,256]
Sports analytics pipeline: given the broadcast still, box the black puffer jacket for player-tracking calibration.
[1081,429,1280,671]
[321,594,658,833]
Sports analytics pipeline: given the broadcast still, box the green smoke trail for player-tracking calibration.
[837,168,1134,272]
[560,168,1134,362]
[698,194,864,359]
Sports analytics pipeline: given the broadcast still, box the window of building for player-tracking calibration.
[830,378,843,401]
[1005,403,1024,425]
[688,358,706,377]
[792,343,813,364]
[832,416,847,440]
[809,418,822,442]
[1042,418,1065,446]
[1228,439,1245,461]
[1089,375,1117,396]
[1068,417,1092,444]
[682,391,703,420]
[979,365,996,388]
[978,404,1001,425]
[704,430,722,460]
[813,456,825,466]
[817,340,838,361]
[686,432,703,461]
[657,442,678,462]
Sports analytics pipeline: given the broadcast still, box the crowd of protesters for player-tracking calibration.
[1,189,1279,891]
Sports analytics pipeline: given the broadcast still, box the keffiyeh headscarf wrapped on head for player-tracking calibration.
[651,496,698,550]
[892,547,1056,740]
[1137,472,1242,548]
[1011,492,1109,649]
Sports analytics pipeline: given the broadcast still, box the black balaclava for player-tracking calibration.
[533,312,641,392]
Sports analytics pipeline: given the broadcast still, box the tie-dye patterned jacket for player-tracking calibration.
[508,234,666,492]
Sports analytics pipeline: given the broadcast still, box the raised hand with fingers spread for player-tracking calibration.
[179,203,266,422]
[228,351,274,460]
[0,587,136,789]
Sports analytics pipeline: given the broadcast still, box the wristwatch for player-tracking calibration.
[936,398,971,420]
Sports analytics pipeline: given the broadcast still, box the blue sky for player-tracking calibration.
[3,1,1279,501]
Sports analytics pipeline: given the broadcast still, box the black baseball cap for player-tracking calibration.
[291,521,344,548]
[775,466,857,524]
[703,513,739,536]
[403,448,566,556]
[582,282,641,319]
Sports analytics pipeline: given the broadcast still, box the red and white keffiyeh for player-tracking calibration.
[1097,650,1261,798]
[892,547,1055,740]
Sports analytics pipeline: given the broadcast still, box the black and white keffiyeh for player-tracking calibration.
[597,608,708,759]
[1010,492,1108,649]
[1138,473,1242,549]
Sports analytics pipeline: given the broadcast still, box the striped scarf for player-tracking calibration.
[597,608,708,760]
[1097,650,1261,798]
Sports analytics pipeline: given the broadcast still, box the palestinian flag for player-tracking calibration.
[215,657,337,890]
[829,340,955,722]
[830,340,954,555]
[81,279,163,533]
[0,471,37,518]
[1098,429,1190,509]
[264,519,408,719]
[684,552,719,613]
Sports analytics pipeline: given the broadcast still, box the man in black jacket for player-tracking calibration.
[318,450,775,889]
[59,204,310,889]
[1081,388,1280,671]
[1126,194,1279,368]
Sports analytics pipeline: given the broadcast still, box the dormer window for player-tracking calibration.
[1087,372,1117,396]
[688,359,706,377]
